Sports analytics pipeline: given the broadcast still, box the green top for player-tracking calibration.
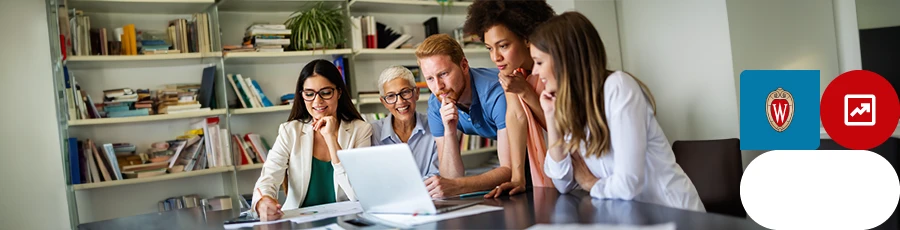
[301,157,336,208]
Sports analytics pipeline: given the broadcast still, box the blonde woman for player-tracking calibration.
[531,12,705,212]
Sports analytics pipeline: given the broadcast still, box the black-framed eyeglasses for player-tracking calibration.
[382,88,415,104]
[301,87,337,101]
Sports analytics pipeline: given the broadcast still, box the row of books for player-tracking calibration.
[224,24,291,53]
[67,138,125,184]
[227,74,273,109]
[159,195,201,212]
[64,65,216,120]
[68,117,230,184]
[350,16,438,50]
[459,133,497,152]
[59,6,213,57]
[233,133,271,165]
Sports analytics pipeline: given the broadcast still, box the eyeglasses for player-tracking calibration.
[382,88,415,104]
[301,87,337,101]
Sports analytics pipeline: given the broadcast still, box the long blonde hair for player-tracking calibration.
[529,12,657,157]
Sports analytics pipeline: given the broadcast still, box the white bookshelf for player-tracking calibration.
[68,109,226,126]
[66,0,215,14]
[72,166,234,190]
[348,0,471,14]
[217,0,344,13]
[236,163,264,171]
[354,48,487,59]
[231,105,293,115]
[67,52,222,62]
[224,49,354,64]
[48,0,500,226]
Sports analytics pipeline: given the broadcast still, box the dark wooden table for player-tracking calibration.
[79,188,766,230]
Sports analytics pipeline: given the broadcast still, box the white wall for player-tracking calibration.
[616,0,740,144]
[727,0,840,99]
[856,0,900,29]
[0,0,72,229]
[726,0,841,167]
[575,0,622,71]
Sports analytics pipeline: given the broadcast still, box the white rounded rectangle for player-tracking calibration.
[741,150,899,229]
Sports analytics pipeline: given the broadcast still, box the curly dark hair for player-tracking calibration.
[463,0,556,41]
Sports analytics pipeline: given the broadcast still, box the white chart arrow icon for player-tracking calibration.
[844,94,876,126]
[850,103,871,117]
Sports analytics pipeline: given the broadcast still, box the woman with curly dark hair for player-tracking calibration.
[464,0,556,198]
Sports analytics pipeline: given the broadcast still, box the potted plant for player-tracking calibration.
[284,2,345,51]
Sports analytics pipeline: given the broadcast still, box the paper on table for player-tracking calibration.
[224,201,363,229]
[364,204,503,228]
[287,201,363,224]
[526,222,676,230]
[305,223,346,230]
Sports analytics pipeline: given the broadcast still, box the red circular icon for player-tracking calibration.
[821,70,900,150]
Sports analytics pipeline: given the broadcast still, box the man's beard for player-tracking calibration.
[436,89,460,103]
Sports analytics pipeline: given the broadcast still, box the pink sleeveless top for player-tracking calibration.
[521,74,554,188]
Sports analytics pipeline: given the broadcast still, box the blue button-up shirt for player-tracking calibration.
[370,112,439,178]
[428,67,506,139]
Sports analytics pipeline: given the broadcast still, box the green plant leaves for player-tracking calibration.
[284,2,345,52]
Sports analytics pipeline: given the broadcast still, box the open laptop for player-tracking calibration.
[338,144,481,215]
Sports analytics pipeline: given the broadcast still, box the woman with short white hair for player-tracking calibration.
[370,65,439,179]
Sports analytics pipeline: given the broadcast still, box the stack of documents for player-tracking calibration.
[224,201,363,229]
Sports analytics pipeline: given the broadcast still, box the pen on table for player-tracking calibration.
[457,191,491,198]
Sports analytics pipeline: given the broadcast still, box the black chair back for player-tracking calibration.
[672,138,746,218]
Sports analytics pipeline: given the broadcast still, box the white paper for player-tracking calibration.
[304,223,346,230]
[287,201,363,224]
[526,222,676,230]
[224,202,362,229]
[365,204,503,228]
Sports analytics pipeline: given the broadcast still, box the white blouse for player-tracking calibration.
[544,71,706,212]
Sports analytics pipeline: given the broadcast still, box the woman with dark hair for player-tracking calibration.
[463,0,556,197]
[531,12,705,212]
[251,59,373,221]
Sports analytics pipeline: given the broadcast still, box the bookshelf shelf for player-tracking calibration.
[231,105,293,115]
[236,163,264,171]
[66,52,222,62]
[348,0,471,14]
[217,0,344,13]
[67,0,216,14]
[72,166,234,190]
[224,49,354,64]
[354,48,487,59]
[68,109,227,126]
[461,147,497,156]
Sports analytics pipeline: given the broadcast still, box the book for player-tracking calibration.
[88,140,112,181]
[237,75,261,108]
[351,17,363,51]
[244,133,268,162]
[198,65,216,108]
[68,138,81,184]
[385,34,412,49]
[423,17,438,38]
[83,140,101,183]
[227,74,249,109]
[249,79,273,107]
[102,143,124,180]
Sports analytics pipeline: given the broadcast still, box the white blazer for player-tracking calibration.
[251,119,373,211]
[544,71,706,212]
